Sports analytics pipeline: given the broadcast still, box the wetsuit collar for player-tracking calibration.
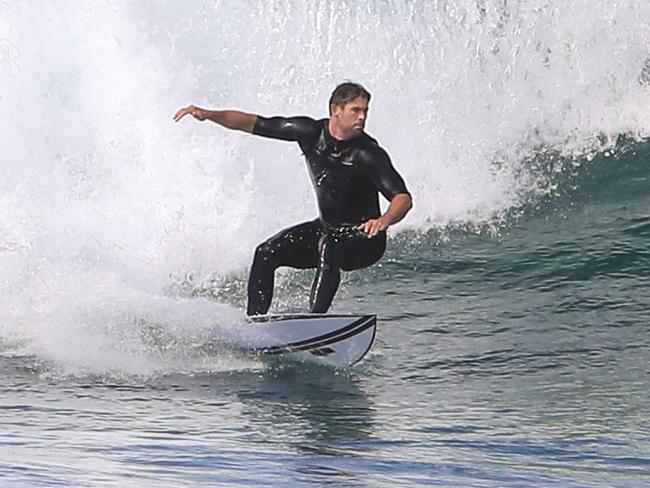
[326,118,362,143]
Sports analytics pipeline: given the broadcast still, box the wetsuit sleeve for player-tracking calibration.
[252,116,319,142]
[364,146,410,201]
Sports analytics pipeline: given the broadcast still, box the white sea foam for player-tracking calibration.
[1,1,649,374]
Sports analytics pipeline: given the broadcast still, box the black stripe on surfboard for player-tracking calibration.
[251,315,375,350]
[248,313,370,323]
[256,315,374,354]
[253,315,376,355]
[257,318,375,356]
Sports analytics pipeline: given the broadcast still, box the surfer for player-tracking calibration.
[174,82,412,315]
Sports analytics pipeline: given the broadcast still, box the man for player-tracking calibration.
[174,82,412,315]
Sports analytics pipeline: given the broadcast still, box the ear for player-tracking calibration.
[330,103,341,117]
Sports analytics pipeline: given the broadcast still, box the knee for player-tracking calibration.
[340,237,386,271]
[252,241,276,267]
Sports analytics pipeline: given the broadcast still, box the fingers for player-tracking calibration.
[173,106,192,122]
[173,105,204,122]
[359,218,388,238]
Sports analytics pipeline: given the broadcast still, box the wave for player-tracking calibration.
[1,1,650,374]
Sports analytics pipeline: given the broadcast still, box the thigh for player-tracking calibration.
[339,231,387,271]
[258,219,323,269]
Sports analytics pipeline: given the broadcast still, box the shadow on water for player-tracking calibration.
[215,363,376,442]
[158,363,380,486]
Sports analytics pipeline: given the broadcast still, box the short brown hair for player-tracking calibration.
[329,82,371,114]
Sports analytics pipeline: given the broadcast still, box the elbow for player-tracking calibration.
[401,193,413,213]
[391,192,412,219]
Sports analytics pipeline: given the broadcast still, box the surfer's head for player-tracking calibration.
[329,82,371,113]
[329,82,371,139]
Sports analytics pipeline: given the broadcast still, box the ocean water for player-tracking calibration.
[1,1,650,486]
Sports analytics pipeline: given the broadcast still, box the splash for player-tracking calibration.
[1,0,649,374]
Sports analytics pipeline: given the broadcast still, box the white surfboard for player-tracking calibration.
[242,314,376,368]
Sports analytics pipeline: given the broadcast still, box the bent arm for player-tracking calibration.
[173,105,257,133]
[360,192,413,237]
[360,146,412,237]
[381,193,413,226]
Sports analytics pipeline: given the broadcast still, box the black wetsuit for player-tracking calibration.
[247,116,409,315]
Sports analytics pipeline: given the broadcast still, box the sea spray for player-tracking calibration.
[1,0,649,374]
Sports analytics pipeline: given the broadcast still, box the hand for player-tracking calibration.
[359,217,389,238]
[173,105,209,122]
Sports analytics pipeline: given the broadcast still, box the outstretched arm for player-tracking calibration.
[359,193,412,237]
[173,105,256,133]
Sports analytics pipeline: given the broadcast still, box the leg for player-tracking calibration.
[340,231,387,271]
[309,234,343,314]
[309,230,387,314]
[247,220,321,315]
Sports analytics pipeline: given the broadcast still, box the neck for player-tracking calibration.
[328,119,354,141]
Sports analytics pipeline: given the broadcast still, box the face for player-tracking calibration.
[330,96,369,139]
